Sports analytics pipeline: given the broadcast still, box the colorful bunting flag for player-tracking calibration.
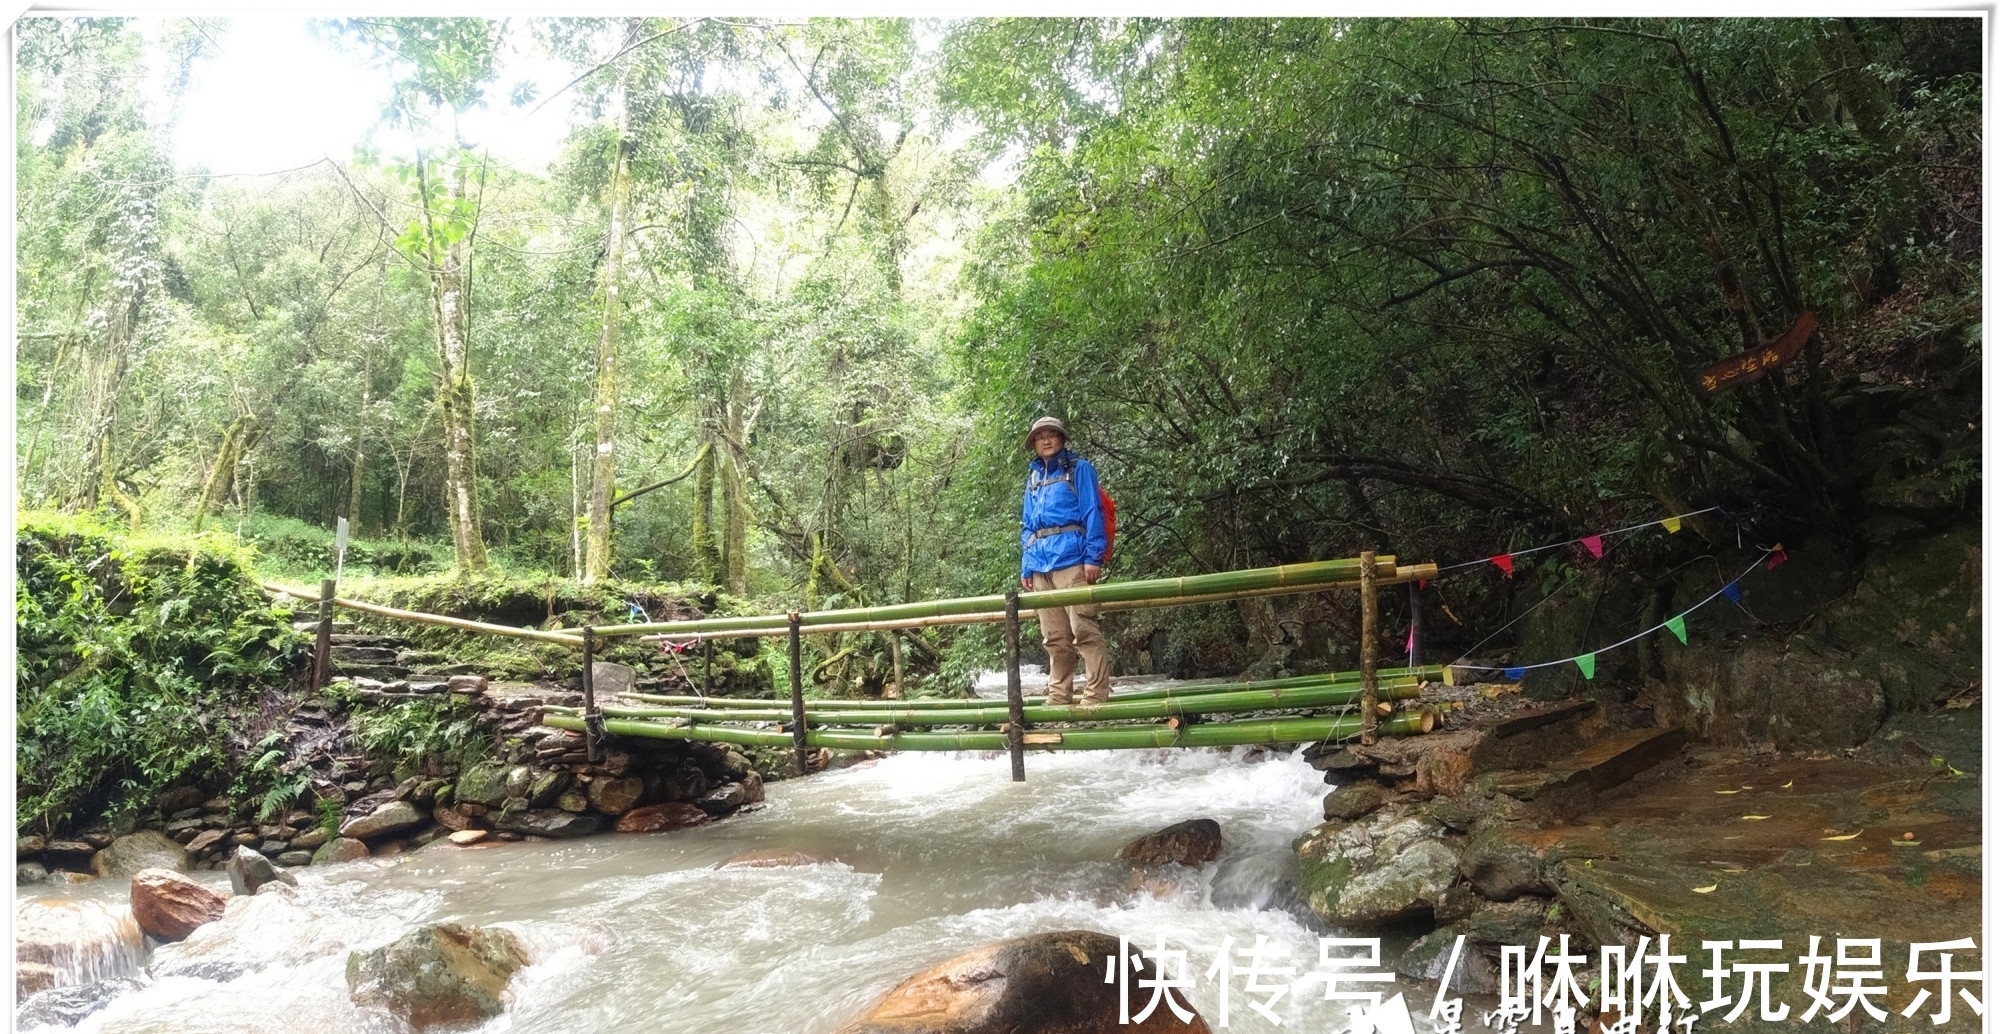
[1442,666,1456,687]
[1662,516,1682,533]
[1665,615,1687,644]
[1580,535,1604,559]
[1722,581,1742,603]
[1766,549,1788,570]
[1417,578,1428,590]
[1576,653,1597,680]
[1405,624,1416,657]
[1504,666,1526,681]
[1490,554,1515,577]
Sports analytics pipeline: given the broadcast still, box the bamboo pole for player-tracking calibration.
[582,627,601,763]
[263,582,585,646]
[1005,590,1025,782]
[788,613,807,775]
[1360,550,1379,746]
[561,556,1398,639]
[542,709,1434,752]
[313,578,334,690]
[565,679,1425,727]
[621,565,1438,644]
[624,665,1445,710]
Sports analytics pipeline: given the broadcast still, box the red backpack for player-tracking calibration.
[1096,484,1117,566]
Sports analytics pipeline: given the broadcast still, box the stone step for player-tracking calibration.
[1491,726,1687,801]
[293,619,360,634]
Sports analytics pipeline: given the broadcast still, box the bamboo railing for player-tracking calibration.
[266,553,1445,780]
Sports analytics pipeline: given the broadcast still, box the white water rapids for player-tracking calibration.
[21,675,1469,1034]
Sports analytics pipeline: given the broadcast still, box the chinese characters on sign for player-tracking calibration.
[1103,933,1981,1031]
[1694,311,1818,396]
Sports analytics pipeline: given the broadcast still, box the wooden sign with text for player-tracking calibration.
[1696,311,1817,396]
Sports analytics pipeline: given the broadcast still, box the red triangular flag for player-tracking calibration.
[1405,624,1416,656]
[1417,578,1428,590]
[1580,535,1604,559]
[1766,549,1788,570]
[1489,554,1514,577]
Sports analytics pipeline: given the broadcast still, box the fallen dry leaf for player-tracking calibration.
[1820,832,1862,841]
[1742,814,1771,821]
[1713,789,1740,795]
[1692,884,1718,894]
[1781,780,1794,789]
[1890,839,1923,848]
[1723,834,1744,840]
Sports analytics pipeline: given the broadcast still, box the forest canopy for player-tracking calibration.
[14,17,1981,673]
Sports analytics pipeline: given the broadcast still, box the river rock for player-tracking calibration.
[448,830,489,846]
[834,929,1211,1034]
[156,785,207,814]
[347,922,529,1030]
[557,791,590,813]
[503,765,534,799]
[1295,808,1460,927]
[91,830,190,877]
[527,770,570,808]
[226,844,298,895]
[186,829,229,856]
[456,761,512,809]
[340,800,427,841]
[696,782,750,815]
[15,977,145,1029]
[1117,818,1222,868]
[738,770,765,804]
[19,861,48,885]
[718,849,834,869]
[312,837,372,865]
[1323,782,1392,821]
[1459,826,1552,901]
[492,808,601,838]
[277,851,314,867]
[1395,926,1499,995]
[433,805,474,832]
[588,775,645,815]
[615,803,709,833]
[590,660,637,696]
[18,834,47,856]
[130,868,227,942]
[291,827,331,851]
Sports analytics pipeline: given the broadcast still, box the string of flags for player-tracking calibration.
[1435,506,1728,577]
[1442,548,1776,685]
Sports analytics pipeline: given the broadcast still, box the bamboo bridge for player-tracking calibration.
[272,551,1449,782]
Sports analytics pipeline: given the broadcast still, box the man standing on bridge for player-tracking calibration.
[1020,416,1111,707]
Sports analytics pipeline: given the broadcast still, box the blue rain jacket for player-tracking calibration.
[1020,449,1108,578]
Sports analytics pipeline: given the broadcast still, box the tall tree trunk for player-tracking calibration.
[349,261,387,532]
[193,414,254,532]
[722,372,752,596]
[427,159,489,575]
[584,22,641,583]
[692,426,720,584]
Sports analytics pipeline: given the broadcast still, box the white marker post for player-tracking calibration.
[333,516,350,591]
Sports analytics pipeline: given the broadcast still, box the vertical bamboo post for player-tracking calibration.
[581,627,601,763]
[702,638,714,696]
[312,577,335,689]
[789,613,808,775]
[1408,581,1423,671]
[888,632,905,699]
[1004,590,1025,782]
[1359,551,1378,745]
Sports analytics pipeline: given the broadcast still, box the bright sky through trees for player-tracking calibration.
[143,18,575,175]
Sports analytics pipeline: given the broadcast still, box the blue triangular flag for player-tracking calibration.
[1503,666,1526,681]
[1722,581,1742,603]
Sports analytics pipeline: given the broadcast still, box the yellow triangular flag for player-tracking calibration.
[1443,666,1456,687]
[1662,516,1682,533]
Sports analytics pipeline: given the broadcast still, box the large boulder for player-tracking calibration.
[1458,826,1554,901]
[1117,819,1223,868]
[89,830,189,877]
[834,929,1211,1034]
[615,803,709,833]
[347,922,529,1030]
[312,837,372,865]
[587,775,645,815]
[1295,808,1461,927]
[491,809,601,838]
[340,800,428,841]
[455,761,513,810]
[130,868,227,942]
[226,845,298,896]
[1323,783,1392,821]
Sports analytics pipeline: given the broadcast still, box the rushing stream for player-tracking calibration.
[22,674,1460,1034]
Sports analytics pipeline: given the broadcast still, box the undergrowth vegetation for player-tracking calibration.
[16,512,305,832]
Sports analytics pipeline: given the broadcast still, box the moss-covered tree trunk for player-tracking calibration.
[583,20,641,584]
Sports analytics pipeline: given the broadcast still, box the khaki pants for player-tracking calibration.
[1033,564,1110,705]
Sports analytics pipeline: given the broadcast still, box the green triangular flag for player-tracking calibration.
[1665,615,1687,645]
[1575,653,1596,680]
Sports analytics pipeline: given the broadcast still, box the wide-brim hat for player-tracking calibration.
[1024,416,1068,450]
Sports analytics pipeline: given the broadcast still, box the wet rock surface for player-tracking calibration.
[129,868,228,942]
[834,929,1212,1034]
[346,922,529,1030]
[1117,818,1223,868]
